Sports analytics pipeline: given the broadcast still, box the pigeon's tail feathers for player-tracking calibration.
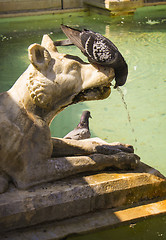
[54,39,74,46]
[61,24,84,52]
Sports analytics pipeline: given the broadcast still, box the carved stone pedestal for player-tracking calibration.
[0,161,166,240]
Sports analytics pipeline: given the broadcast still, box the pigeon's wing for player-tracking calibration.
[61,25,119,65]
[79,129,91,139]
[80,30,119,65]
[82,31,128,88]
[61,24,85,52]
[64,128,90,140]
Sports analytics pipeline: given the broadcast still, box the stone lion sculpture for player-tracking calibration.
[0,35,139,193]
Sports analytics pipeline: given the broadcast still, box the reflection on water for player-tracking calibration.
[0,5,166,239]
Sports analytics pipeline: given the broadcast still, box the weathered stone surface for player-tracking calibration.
[1,31,165,240]
[39,152,140,181]
[1,199,166,240]
[0,32,140,194]
[0,162,165,233]
[84,0,143,16]
[0,0,83,13]
[2,33,136,193]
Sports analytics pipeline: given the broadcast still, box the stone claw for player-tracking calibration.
[95,143,134,155]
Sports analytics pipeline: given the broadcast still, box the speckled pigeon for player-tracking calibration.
[57,24,128,89]
[63,111,92,140]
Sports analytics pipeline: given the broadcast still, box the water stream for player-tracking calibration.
[117,86,138,145]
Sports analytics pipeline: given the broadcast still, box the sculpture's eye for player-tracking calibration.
[67,62,80,74]
[72,63,79,70]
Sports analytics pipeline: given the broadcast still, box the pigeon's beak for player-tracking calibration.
[114,74,127,89]
[114,76,127,89]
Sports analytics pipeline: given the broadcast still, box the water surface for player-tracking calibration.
[0,5,166,239]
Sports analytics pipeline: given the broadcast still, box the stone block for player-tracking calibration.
[0,162,165,233]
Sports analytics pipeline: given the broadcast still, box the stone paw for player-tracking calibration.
[95,142,134,155]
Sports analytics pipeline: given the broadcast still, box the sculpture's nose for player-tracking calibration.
[81,64,114,90]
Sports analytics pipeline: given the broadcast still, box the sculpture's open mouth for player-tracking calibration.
[73,83,111,104]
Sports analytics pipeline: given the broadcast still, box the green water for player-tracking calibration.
[0,5,166,239]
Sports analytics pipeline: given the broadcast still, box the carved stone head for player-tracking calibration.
[26,35,114,124]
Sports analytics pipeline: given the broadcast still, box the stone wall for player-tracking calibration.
[0,0,83,13]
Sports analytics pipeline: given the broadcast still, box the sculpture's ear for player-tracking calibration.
[41,34,58,52]
[28,44,51,71]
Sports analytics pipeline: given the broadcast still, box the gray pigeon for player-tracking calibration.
[55,24,128,89]
[63,111,92,140]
